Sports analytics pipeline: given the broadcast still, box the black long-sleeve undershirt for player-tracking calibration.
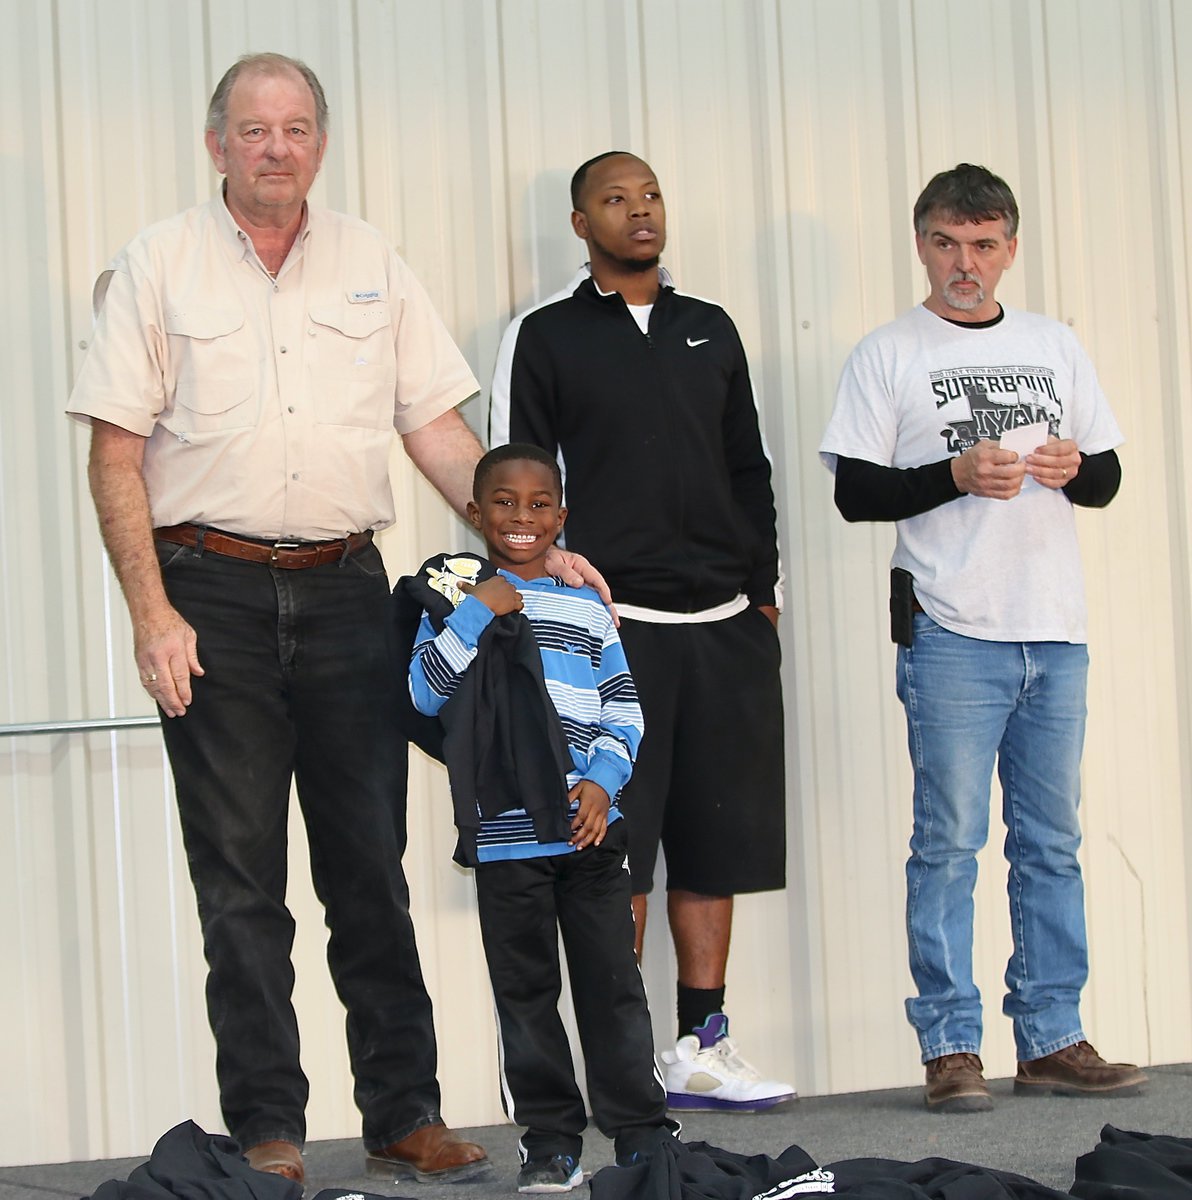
[833,449,1122,522]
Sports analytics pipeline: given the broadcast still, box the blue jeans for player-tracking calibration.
[156,538,440,1151]
[896,613,1089,1063]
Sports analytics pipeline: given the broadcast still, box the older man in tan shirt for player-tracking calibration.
[68,52,599,1187]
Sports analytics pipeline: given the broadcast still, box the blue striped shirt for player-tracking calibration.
[409,573,643,861]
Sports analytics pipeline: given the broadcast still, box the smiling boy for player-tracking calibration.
[407,444,678,1191]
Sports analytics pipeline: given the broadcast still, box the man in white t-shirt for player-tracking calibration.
[819,163,1145,1113]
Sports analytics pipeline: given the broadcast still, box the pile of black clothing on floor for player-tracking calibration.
[84,1121,387,1200]
[88,1121,1192,1200]
[590,1127,1192,1200]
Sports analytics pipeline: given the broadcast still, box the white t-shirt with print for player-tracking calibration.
[820,304,1123,644]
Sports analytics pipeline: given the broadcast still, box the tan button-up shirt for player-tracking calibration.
[67,194,479,540]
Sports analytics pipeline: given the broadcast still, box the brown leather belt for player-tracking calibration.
[154,523,373,569]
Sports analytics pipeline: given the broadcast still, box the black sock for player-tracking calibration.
[677,984,725,1039]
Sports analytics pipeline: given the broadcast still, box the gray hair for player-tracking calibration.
[913,163,1019,240]
[205,52,329,148]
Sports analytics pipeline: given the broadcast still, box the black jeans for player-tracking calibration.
[156,538,440,1151]
[474,820,676,1164]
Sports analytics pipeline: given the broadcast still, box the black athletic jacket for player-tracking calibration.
[490,266,780,613]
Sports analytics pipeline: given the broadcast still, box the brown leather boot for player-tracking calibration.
[924,1052,993,1113]
[366,1122,491,1183]
[1014,1041,1147,1096]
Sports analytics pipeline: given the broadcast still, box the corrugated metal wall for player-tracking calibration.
[2,0,1189,1168]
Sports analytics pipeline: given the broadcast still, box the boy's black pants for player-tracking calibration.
[474,819,675,1163]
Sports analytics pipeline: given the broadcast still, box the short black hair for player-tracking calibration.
[913,163,1019,239]
[570,150,638,210]
[474,443,563,502]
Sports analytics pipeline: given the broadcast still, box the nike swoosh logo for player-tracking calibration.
[687,337,710,347]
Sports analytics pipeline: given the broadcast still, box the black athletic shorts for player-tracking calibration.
[616,605,786,896]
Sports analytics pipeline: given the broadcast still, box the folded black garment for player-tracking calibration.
[1071,1124,1192,1199]
[86,1121,416,1200]
[393,551,573,865]
[592,1137,1073,1200]
[88,1120,299,1200]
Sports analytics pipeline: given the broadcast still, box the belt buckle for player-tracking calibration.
[270,539,303,564]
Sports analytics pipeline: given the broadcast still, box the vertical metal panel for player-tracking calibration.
[1159,0,1192,1012]
[1034,0,1189,1070]
[772,0,927,1093]
[2,0,1191,1168]
[496,0,645,314]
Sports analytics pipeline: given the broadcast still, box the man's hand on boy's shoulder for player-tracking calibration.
[544,546,619,627]
[462,576,523,615]
[568,780,610,850]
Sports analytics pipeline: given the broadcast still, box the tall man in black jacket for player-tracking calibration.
[490,152,794,1112]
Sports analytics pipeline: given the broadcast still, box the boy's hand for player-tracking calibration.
[462,577,523,615]
[568,780,610,849]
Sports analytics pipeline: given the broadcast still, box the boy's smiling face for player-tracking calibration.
[467,457,566,580]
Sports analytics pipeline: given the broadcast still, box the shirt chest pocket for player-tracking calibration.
[164,305,256,432]
[307,302,396,431]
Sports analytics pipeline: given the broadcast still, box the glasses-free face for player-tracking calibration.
[467,459,566,580]
[571,154,666,273]
[205,67,327,229]
[916,215,1017,323]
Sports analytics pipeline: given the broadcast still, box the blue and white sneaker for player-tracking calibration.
[661,1014,797,1112]
[517,1154,584,1193]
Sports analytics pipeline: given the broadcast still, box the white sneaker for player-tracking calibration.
[661,1013,797,1112]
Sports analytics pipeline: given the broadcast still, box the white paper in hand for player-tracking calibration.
[999,420,1049,460]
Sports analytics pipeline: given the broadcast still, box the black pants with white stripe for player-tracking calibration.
[474,819,676,1163]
